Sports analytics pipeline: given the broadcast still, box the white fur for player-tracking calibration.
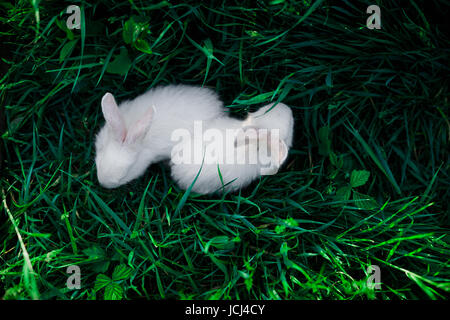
[169,102,294,195]
[244,102,294,148]
[95,84,225,188]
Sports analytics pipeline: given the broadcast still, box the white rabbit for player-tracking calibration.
[169,102,294,194]
[95,84,225,188]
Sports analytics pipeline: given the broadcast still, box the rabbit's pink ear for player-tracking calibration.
[274,138,288,166]
[101,93,127,142]
[262,130,288,166]
[256,129,288,167]
[125,105,154,144]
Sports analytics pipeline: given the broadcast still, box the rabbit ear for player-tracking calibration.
[273,138,288,166]
[101,93,127,142]
[262,130,288,167]
[256,130,289,175]
[125,105,155,144]
[255,129,289,167]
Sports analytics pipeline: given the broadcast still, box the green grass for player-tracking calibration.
[0,0,449,300]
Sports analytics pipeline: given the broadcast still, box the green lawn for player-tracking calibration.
[0,0,449,300]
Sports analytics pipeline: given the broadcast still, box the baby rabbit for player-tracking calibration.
[95,84,225,188]
[170,102,294,194]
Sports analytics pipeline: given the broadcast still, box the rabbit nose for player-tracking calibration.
[99,179,120,189]
[103,181,115,188]
[97,173,121,188]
